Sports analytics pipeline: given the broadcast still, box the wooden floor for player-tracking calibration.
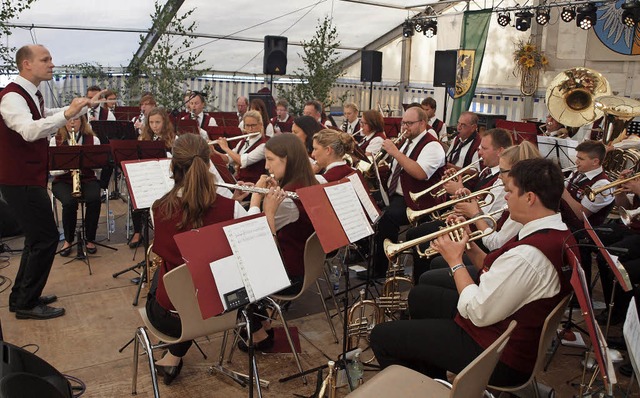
[0,195,638,397]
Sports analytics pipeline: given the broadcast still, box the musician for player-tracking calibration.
[183,91,217,141]
[236,96,249,124]
[50,115,102,257]
[270,99,293,134]
[132,93,156,134]
[312,129,357,183]
[102,90,117,112]
[371,158,576,386]
[407,128,513,281]
[292,115,324,156]
[445,111,481,170]
[304,100,333,128]
[86,85,115,121]
[371,107,446,278]
[342,102,361,140]
[215,110,267,184]
[560,141,614,288]
[358,110,387,156]
[244,134,318,350]
[96,89,118,194]
[147,134,248,385]
[243,98,274,138]
[420,97,447,142]
[544,114,569,138]
[0,44,94,320]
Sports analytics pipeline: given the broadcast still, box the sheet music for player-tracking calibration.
[324,182,374,243]
[210,255,244,311]
[123,159,174,209]
[347,173,381,223]
[223,216,290,301]
[624,298,640,388]
[536,135,578,169]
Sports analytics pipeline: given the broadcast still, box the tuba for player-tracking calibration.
[69,126,82,198]
[595,95,640,145]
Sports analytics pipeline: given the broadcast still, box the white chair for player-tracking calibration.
[346,320,517,397]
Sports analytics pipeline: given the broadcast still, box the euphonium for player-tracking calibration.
[409,158,482,202]
[69,126,82,198]
[347,289,383,363]
[384,208,503,261]
[406,188,497,225]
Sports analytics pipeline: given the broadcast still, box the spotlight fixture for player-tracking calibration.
[536,7,551,25]
[515,10,534,32]
[497,11,511,27]
[402,20,414,38]
[414,21,423,32]
[576,3,598,30]
[423,19,437,38]
[621,1,640,28]
[561,6,576,22]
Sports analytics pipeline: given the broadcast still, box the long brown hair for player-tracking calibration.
[265,134,317,189]
[56,114,95,141]
[139,107,176,149]
[155,134,217,229]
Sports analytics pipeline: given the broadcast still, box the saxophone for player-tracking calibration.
[69,126,82,198]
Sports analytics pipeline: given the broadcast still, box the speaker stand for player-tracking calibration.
[368,81,374,111]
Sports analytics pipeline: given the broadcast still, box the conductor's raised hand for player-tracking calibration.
[64,97,91,120]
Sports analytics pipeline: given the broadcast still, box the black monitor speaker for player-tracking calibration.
[433,50,457,87]
[263,36,288,75]
[360,51,382,82]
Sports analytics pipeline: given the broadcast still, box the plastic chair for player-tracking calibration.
[346,320,517,397]
[488,294,571,398]
[131,264,245,398]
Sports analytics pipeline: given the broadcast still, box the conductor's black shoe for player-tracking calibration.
[9,295,58,312]
[237,334,274,353]
[15,304,65,320]
[59,246,72,257]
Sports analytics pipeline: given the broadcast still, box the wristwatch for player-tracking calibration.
[449,263,465,277]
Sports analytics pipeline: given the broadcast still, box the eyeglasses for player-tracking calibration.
[401,120,420,127]
[499,168,511,174]
[244,123,259,129]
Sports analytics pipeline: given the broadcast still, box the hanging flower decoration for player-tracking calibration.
[513,40,549,76]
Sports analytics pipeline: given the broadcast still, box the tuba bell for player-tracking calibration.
[594,95,640,145]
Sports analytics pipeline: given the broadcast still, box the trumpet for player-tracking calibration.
[214,181,299,200]
[208,132,261,145]
[406,188,496,225]
[383,207,503,261]
[358,130,408,175]
[583,172,640,201]
[621,207,640,226]
[69,126,82,198]
[410,158,482,202]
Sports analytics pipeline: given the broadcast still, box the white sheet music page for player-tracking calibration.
[346,173,381,223]
[324,182,374,243]
[624,299,640,387]
[210,256,244,311]
[124,159,174,209]
[223,216,290,301]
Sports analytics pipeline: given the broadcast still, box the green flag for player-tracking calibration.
[449,9,493,125]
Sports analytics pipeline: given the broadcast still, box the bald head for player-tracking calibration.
[15,44,54,85]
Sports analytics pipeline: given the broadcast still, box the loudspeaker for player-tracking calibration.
[0,342,72,398]
[433,50,457,87]
[263,36,288,75]
[360,51,382,82]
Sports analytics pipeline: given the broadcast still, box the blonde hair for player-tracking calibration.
[56,114,95,141]
[313,129,355,158]
[243,110,265,135]
[500,140,541,166]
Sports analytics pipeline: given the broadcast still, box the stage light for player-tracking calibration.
[561,6,576,22]
[414,20,422,32]
[576,3,598,30]
[515,10,534,32]
[423,19,437,38]
[621,1,640,28]
[402,20,414,38]
[536,7,550,25]
[497,11,511,27]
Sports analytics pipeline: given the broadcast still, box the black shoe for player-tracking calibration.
[15,304,65,320]
[9,295,58,313]
[128,238,142,249]
[607,336,627,351]
[155,359,183,385]
[109,191,120,200]
[59,246,72,257]
[86,244,97,254]
[619,363,634,377]
[237,333,274,353]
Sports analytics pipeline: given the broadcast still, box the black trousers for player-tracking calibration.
[52,180,101,243]
[373,195,409,275]
[132,210,144,235]
[370,268,530,387]
[0,185,59,310]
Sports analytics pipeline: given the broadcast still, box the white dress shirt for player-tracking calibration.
[231,135,266,169]
[481,215,523,252]
[247,198,299,231]
[565,167,613,213]
[429,116,448,142]
[478,165,507,221]
[361,133,384,155]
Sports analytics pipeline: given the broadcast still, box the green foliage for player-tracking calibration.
[0,0,37,75]
[126,1,214,109]
[279,15,344,116]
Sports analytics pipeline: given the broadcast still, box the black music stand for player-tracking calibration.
[537,135,577,169]
[49,145,118,274]
[110,140,167,306]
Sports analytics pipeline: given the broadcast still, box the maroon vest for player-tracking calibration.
[358,132,387,153]
[0,83,49,187]
[560,170,612,230]
[399,133,446,211]
[53,133,96,182]
[270,115,294,133]
[430,118,443,135]
[322,164,355,182]
[448,132,481,167]
[455,227,576,374]
[152,196,235,311]
[95,106,109,121]
[276,181,315,278]
[236,136,267,184]
[201,113,215,128]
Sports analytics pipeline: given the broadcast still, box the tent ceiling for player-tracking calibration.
[5,0,443,76]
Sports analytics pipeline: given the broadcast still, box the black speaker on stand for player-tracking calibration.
[433,50,458,126]
[264,36,288,92]
[361,50,383,110]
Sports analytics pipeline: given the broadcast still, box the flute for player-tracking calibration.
[208,132,261,145]
[215,181,299,200]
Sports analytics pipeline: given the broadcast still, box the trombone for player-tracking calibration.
[410,158,482,202]
[583,172,640,201]
[406,188,496,225]
[383,207,503,261]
